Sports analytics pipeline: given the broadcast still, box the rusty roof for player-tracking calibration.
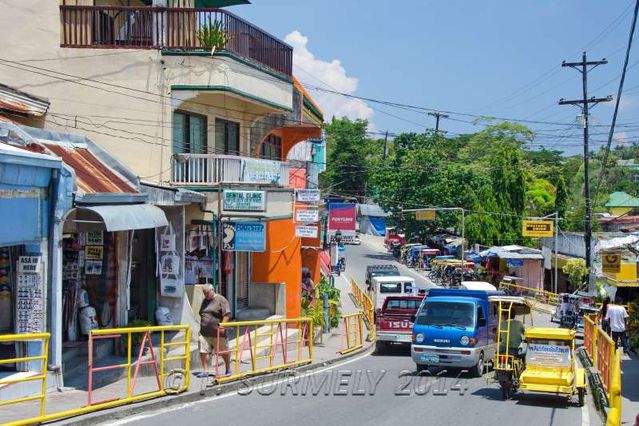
[0,84,50,117]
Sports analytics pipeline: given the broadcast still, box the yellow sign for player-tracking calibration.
[602,251,621,274]
[522,220,554,238]
[85,246,104,260]
[416,210,436,221]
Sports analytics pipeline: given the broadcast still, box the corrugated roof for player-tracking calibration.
[480,245,544,260]
[0,84,50,117]
[605,191,639,208]
[358,203,389,217]
[43,143,136,194]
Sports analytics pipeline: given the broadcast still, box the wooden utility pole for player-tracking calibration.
[428,112,449,134]
[559,52,612,294]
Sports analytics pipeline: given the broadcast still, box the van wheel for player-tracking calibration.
[471,352,484,377]
[578,388,585,407]
[375,341,386,354]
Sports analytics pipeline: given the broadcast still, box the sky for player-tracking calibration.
[229,0,639,154]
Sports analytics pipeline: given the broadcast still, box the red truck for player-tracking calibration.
[375,295,425,353]
[384,227,406,249]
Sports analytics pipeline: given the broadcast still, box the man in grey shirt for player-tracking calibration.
[198,284,231,377]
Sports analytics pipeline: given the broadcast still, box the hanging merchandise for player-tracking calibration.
[155,306,174,326]
[79,306,98,336]
[158,224,184,298]
[0,248,11,331]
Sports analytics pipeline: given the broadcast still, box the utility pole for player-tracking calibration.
[383,131,389,160]
[428,112,449,134]
[559,52,612,294]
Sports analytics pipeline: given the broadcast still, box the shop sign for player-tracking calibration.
[522,220,554,238]
[296,209,320,223]
[222,222,266,252]
[85,246,103,260]
[16,255,44,334]
[0,188,40,199]
[295,225,318,238]
[507,259,524,268]
[242,158,281,184]
[223,190,266,212]
[602,251,621,274]
[526,344,570,368]
[328,202,356,232]
[416,210,436,221]
[17,256,41,273]
[86,231,104,245]
[296,189,321,202]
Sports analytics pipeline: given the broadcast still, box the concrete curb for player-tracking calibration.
[577,347,609,425]
[56,344,375,426]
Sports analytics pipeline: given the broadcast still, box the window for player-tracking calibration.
[380,283,402,293]
[416,302,475,327]
[215,118,240,155]
[386,299,422,310]
[173,111,207,154]
[261,134,282,160]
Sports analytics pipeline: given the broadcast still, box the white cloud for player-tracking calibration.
[285,31,376,130]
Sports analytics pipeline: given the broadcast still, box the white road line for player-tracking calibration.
[107,351,373,425]
[581,397,590,426]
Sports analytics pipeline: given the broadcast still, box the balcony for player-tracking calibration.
[59,5,292,76]
[171,153,290,186]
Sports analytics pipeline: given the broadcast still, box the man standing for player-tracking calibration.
[605,298,631,355]
[198,284,232,377]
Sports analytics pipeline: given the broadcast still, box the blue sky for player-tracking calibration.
[232,1,639,154]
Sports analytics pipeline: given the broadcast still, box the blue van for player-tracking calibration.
[411,288,502,377]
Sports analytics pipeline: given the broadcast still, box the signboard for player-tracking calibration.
[295,225,318,238]
[222,222,266,252]
[296,189,321,203]
[242,158,281,184]
[16,256,44,334]
[602,250,622,274]
[507,259,524,268]
[522,220,554,238]
[85,246,104,260]
[328,202,356,233]
[526,344,570,368]
[17,256,41,274]
[296,209,320,223]
[416,210,436,221]
[223,190,266,212]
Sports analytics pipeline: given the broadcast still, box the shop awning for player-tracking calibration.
[73,204,168,232]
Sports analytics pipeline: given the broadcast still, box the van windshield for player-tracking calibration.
[380,282,402,293]
[416,302,475,328]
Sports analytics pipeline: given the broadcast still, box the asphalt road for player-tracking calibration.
[110,235,592,426]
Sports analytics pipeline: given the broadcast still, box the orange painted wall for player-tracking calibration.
[301,248,321,285]
[252,218,302,318]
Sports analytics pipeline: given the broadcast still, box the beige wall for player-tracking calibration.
[0,0,293,182]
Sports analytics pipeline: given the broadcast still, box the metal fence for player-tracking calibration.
[339,313,364,355]
[350,277,376,341]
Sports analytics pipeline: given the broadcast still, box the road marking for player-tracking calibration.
[107,351,373,425]
[581,394,590,426]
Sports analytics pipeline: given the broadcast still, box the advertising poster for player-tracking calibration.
[296,209,320,223]
[526,344,571,368]
[222,222,266,252]
[328,202,356,235]
[85,246,103,260]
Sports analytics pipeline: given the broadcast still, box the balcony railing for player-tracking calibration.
[59,5,293,75]
[171,153,290,186]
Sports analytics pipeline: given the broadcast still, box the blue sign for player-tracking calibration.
[507,259,524,267]
[222,222,266,252]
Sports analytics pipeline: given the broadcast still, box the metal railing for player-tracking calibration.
[498,282,561,306]
[214,318,312,384]
[171,153,290,186]
[339,312,364,355]
[606,349,622,426]
[350,277,376,341]
[59,5,293,75]
[0,333,50,426]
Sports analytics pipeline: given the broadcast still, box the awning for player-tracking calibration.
[72,204,168,232]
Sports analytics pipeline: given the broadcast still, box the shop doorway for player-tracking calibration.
[130,229,157,323]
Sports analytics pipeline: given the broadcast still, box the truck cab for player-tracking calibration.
[411,288,502,377]
[365,264,400,291]
[376,295,424,353]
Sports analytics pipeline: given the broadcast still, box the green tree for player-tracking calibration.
[319,117,370,198]
[562,258,587,290]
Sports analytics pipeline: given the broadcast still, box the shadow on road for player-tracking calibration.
[471,387,575,408]
[362,253,397,261]
[370,343,411,357]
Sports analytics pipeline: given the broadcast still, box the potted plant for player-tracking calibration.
[196,18,229,54]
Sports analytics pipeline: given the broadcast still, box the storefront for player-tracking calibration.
[0,143,66,388]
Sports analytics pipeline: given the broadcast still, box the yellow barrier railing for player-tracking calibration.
[498,282,561,306]
[340,312,364,355]
[214,318,313,384]
[0,333,50,423]
[350,277,376,341]
[606,349,622,426]
[3,325,190,426]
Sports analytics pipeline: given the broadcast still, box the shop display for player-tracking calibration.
[158,225,183,298]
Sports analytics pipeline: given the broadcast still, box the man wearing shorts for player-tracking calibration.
[199,284,231,377]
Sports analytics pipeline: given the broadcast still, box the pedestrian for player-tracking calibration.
[600,296,611,335]
[605,297,632,355]
[198,284,232,377]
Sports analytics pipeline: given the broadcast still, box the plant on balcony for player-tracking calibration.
[197,19,229,52]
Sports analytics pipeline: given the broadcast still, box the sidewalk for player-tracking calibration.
[621,353,639,425]
[3,275,372,425]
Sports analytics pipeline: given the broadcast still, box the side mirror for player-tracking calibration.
[411,315,416,323]
[365,279,370,285]
[478,318,486,327]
